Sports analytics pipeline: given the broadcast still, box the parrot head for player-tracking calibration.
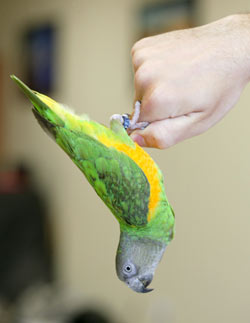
[116,232,166,293]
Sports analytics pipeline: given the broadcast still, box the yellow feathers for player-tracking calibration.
[37,91,162,222]
[96,132,161,222]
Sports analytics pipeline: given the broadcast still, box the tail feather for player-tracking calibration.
[10,75,93,136]
[11,75,65,127]
[32,108,58,139]
[11,75,133,149]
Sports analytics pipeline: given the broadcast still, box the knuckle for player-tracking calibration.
[134,62,152,88]
[131,41,139,55]
[131,37,148,55]
[134,69,144,87]
[132,49,148,69]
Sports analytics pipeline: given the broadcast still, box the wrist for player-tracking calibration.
[224,14,250,83]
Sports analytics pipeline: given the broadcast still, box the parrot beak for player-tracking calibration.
[10,75,48,110]
[141,286,154,293]
[127,274,154,293]
[138,274,154,293]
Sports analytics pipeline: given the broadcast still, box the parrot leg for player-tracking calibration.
[129,101,149,130]
[110,101,149,132]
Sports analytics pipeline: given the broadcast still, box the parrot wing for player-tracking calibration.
[45,118,150,226]
[12,76,150,227]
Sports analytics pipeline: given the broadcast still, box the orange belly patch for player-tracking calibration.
[97,132,161,222]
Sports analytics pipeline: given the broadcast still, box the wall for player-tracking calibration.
[1,0,250,322]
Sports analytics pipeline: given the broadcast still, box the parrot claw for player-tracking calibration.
[110,101,149,132]
[129,101,149,130]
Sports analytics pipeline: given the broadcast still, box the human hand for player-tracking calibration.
[130,14,250,148]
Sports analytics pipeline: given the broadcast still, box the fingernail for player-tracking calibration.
[130,133,146,147]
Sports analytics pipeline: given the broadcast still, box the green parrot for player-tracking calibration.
[11,75,175,293]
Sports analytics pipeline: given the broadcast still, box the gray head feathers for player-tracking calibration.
[116,232,166,293]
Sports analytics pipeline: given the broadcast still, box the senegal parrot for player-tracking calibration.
[11,75,175,293]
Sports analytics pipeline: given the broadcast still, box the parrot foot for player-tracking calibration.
[129,101,149,130]
[110,101,149,132]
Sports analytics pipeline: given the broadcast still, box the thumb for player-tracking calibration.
[130,114,201,149]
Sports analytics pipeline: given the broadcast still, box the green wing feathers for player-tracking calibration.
[12,76,150,227]
[56,128,150,225]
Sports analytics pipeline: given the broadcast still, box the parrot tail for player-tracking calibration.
[11,75,66,129]
[32,108,58,140]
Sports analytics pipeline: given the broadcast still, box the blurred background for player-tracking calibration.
[1,0,250,322]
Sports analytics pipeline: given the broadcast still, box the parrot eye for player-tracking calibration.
[123,262,136,277]
[125,265,132,272]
